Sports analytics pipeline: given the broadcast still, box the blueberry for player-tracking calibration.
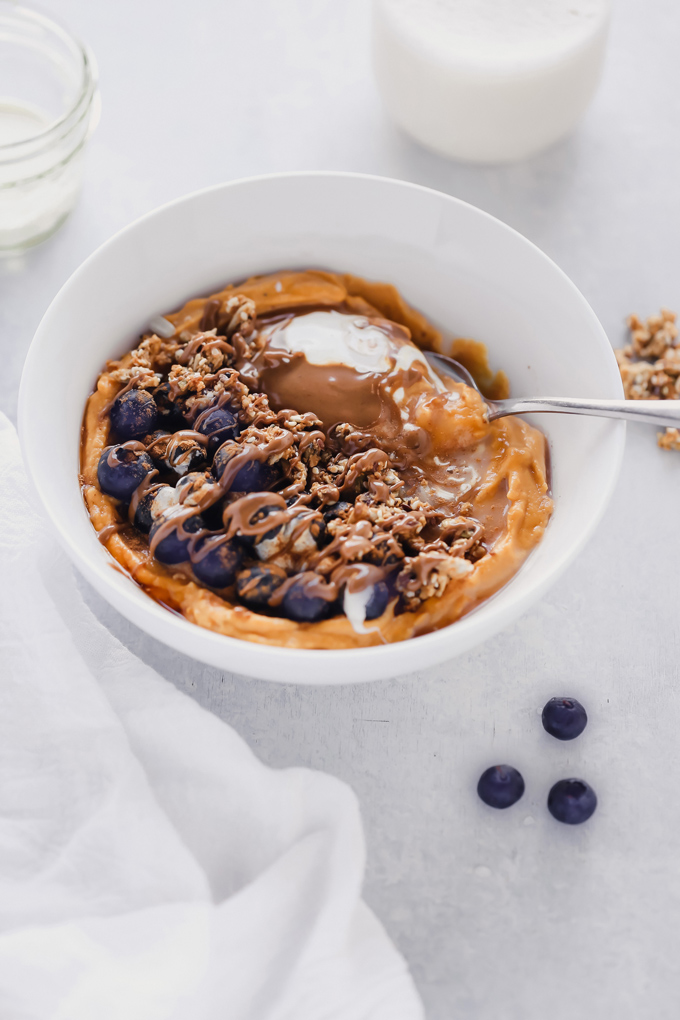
[364,581,391,620]
[200,499,227,531]
[542,698,588,741]
[174,472,225,528]
[310,517,329,547]
[143,430,206,475]
[192,537,244,588]
[547,779,597,825]
[153,382,187,430]
[110,389,158,440]
[144,428,172,453]
[323,501,352,523]
[97,446,155,502]
[477,765,525,809]
[150,512,206,565]
[212,444,281,493]
[236,564,287,607]
[255,515,326,562]
[167,436,207,476]
[174,470,216,502]
[235,500,284,549]
[282,577,333,623]
[197,407,240,453]
[229,458,280,494]
[133,483,178,533]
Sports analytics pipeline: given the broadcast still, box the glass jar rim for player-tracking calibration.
[0,2,97,155]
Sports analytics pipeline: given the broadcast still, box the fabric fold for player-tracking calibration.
[0,413,423,1020]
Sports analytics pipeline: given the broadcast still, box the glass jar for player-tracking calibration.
[0,2,99,253]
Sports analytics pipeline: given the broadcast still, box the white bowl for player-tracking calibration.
[19,172,625,684]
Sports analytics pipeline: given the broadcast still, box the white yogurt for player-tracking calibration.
[264,310,399,373]
[262,309,445,389]
[372,0,610,163]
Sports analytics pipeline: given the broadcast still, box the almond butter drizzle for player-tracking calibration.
[80,269,552,650]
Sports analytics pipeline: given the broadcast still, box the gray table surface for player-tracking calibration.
[3,1,680,1017]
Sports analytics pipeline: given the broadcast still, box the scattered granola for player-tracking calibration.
[616,308,680,450]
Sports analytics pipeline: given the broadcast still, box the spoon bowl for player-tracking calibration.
[425,350,680,428]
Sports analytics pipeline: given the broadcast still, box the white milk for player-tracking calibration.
[0,96,94,253]
[372,0,610,163]
[0,101,49,145]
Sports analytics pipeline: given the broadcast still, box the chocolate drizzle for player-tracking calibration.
[90,280,497,628]
[97,522,125,544]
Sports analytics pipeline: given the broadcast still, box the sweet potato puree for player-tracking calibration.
[81,270,552,649]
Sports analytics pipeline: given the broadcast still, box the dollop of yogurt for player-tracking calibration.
[261,309,446,390]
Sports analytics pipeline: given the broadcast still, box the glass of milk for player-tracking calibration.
[0,3,99,254]
[372,0,610,164]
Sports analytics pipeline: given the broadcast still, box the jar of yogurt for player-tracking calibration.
[372,0,610,164]
[0,3,99,254]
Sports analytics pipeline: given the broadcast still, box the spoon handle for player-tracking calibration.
[490,397,680,427]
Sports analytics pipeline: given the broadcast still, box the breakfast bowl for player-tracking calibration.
[18,172,624,683]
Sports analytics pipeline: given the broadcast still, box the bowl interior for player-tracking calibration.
[19,173,624,683]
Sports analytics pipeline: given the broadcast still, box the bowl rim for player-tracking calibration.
[18,170,626,680]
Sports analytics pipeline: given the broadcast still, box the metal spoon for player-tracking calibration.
[425,351,680,428]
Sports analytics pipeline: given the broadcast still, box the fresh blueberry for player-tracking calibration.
[477,765,525,809]
[542,698,588,741]
[236,564,287,607]
[141,429,205,476]
[110,389,158,440]
[310,517,329,547]
[212,444,281,493]
[197,407,240,453]
[174,472,225,529]
[228,457,279,494]
[153,382,187,430]
[234,499,285,550]
[143,428,171,453]
[200,499,227,531]
[323,501,352,523]
[234,500,282,547]
[254,514,326,562]
[192,537,244,588]
[133,483,178,533]
[174,470,216,502]
[145,432,207,476]
[97,446,155,502]
[368,535,403,567]
[281,577,333,622]
[364,581,391,620]
[134,489,157,533]
[547,779,597,825]
[150,512,206,565]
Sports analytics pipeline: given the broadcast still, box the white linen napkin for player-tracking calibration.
[0,412,423,1020]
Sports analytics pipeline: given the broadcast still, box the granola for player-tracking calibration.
[80,270,553,649]
[616,308,680,450]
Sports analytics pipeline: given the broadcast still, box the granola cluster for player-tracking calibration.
[615,308,680,451]
[102,296,488,618]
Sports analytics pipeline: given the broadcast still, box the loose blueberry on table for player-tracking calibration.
[542,698,588,740]
[547,779,597,825]
[477,765,525,809]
